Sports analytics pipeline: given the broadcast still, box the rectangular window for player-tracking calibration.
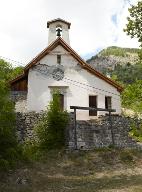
[89,96,97,116]
[105,96,112,109]
[57,55,61,64]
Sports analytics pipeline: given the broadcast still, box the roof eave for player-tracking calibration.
[47,18,71,29]
[9,73,27,85]
[11,37,123,93]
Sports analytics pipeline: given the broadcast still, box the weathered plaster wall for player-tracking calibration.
[27,45,121,120]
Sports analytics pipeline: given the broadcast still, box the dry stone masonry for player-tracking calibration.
[16,112,43,142]
[16,112,142,150]
[11,91,27,113]
[67,114,141,149]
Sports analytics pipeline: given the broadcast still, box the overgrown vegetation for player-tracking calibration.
[122,80,142,113]
[0,81,21,170]
[24,91,69,158]
[35,91,69,150]
[129,121,142,142]
[0,59,23,81]
[0,60,69,168]
[120,0,142,115]
[0,59,24,170]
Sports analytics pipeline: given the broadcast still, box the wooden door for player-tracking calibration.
[89,96,97,116]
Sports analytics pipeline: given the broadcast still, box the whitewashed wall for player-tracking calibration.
[27,45,121,120]
[48,22,70,45]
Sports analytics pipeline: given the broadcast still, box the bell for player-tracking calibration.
[56,28,62,37]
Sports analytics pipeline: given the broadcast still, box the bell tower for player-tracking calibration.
[47,18,71,45]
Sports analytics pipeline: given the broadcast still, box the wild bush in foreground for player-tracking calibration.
[35,91,69,151]
[0,81,21,170]
[129,120,142,142]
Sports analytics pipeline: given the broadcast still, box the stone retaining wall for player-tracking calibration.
[16,112,142,149]
[11,91,27,113]
[67,114,141,149]
[11,91,27,102]
[16,112,43,142]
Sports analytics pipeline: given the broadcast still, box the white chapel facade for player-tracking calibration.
[10,18,123,120]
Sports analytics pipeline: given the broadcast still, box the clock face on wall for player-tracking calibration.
[52,68,64,81]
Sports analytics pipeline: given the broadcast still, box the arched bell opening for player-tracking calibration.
[56,25,62,38]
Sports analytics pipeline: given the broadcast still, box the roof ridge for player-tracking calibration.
[10,37,123,92]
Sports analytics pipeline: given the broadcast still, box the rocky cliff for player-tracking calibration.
[86,46,139,73]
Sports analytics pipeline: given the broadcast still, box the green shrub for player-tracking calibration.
[22,140,41,161]
[0,59,24,81]
[35,91,69,150]
[122,80,142,112]
[0,159,10,171]
[0,80,21,170]
[129,121,142,142]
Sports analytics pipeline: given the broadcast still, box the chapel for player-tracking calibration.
[10,18,123,120]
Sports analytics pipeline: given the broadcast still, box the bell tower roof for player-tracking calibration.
[47,18,71,29]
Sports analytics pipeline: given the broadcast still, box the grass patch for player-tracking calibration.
[1,148,142,192]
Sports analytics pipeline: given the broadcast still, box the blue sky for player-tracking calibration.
[0,0,139,66]
[111,14,118,26]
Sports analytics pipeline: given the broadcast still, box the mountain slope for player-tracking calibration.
[86,46,142,114]
[87,46,139,74]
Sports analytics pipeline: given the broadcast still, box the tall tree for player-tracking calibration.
[0,59,23,82]
[124,1,142,48]
[0,59,23,169]
[122,80,142,113]
[0,80,20,170]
